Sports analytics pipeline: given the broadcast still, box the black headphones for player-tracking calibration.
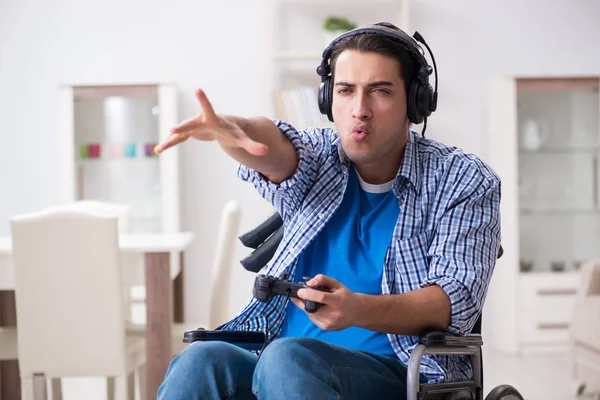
[316,24,439,127]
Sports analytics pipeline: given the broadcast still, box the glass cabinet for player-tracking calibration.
[516,78,600,274]
[57,84,180,235]
[486,76,599,355]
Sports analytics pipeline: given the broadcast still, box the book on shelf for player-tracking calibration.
[272,86,334,131]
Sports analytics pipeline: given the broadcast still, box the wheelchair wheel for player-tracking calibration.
[485,384,524,400]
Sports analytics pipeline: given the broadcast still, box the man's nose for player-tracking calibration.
[351,94,372,120]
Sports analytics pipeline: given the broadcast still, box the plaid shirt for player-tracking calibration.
[218,120,501,383]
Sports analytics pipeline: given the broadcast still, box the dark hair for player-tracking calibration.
[329,22,417,95]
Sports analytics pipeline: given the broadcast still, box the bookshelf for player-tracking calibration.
[266,0,410,130]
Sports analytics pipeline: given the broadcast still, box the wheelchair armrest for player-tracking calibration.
[419,331,483,348]
[407,333,484,400]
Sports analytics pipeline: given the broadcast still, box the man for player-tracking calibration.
[157,22,501,400]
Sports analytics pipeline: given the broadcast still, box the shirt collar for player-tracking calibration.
[332,135,348,168]
[394,130,422,195]
[332,129,422,195]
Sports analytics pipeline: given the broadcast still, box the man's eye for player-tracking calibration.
[337,88,351,94]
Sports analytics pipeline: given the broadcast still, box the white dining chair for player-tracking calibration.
[10,208,146,400]
[55,200,144,329]
[127,199,242,355]
[570,260,600,398]
[58,200,131,233]
[206,200,242,330]
[57,199,242,356]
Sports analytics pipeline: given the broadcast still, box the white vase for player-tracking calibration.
[521,118,547,151]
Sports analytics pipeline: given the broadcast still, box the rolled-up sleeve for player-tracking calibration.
[237,120,325,222]
[421,160,502,335]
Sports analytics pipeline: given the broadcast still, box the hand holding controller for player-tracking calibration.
[253,274,329,313]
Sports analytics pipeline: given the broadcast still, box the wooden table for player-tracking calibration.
[0,232,194,400]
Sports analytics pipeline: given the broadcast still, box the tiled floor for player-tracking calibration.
[483,345,599,400]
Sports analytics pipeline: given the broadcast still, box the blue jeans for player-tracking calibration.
[158,337,419,399]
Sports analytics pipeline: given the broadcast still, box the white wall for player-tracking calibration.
[411,0,600,153]
[0,0,277,326]
[1,0,600,340]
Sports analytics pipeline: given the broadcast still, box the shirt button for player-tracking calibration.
[289,247,295,253]
[318,213,324,219]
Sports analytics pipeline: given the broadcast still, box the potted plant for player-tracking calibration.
[323,16,358,46]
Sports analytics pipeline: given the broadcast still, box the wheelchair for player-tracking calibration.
[238,212,525,400]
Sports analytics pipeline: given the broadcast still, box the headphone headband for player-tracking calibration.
[315,24,439,133]
[317,25,432,82]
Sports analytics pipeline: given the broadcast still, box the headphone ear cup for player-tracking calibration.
[326,77,334,122]
[417,84,434,121]
[318,77,335,122]
[318,81,328,116]
[407,81,422,125]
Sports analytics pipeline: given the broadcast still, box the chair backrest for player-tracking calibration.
[208,200,242,328]
[570,260,600,347]
[58,200,131,233]
[56,200,141,323]
[11,207,128,378]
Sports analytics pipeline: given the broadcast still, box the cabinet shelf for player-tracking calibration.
[76,157,158,167]
[519,147,600,155]
[520,208,600,216]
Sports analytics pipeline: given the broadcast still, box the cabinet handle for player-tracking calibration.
[537,288,577,296]
[537,322,569,330]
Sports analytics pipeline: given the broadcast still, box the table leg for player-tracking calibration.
[173,252,184,324]
[144,253,172,400]
[0,291,20,400]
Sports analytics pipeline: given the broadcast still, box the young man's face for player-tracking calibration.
[332,50,410,179]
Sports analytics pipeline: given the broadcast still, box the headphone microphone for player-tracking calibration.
[413,31,438,114]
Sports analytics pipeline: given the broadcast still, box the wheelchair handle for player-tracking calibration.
[238,212,283,249]
[240,225,284,272]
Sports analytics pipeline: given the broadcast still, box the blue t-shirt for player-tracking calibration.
[279,166,400,357]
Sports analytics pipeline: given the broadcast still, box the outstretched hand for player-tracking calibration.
[154,89,268,156]
[293,274,361,331]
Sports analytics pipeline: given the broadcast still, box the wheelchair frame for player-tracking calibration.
[238,212,519,400]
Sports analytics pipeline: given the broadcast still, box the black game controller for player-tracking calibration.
[253,274,329,313]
